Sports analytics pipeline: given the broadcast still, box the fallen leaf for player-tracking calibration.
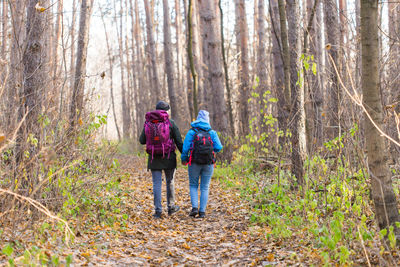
[182,242,190,250]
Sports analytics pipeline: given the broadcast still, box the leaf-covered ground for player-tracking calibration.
[61,155,301,266]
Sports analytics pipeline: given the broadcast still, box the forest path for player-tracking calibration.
[70,155,295,266]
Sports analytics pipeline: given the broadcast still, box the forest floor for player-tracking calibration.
[60,155,306,266]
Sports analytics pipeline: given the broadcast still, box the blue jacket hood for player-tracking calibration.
[190,120,212,131]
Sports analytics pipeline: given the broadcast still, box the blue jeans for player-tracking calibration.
[151,169,176,213]
[188,163,214,213]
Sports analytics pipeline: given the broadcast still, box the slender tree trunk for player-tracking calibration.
[7,0,25,129]
[257,0,268,132]
[69,0,77,91]
[199,0,213,113]
[175,0,183,94]
[128,0,139,140]
[361,0,400,239]
[323,0,340,140]
[69,0,94,128]
[218,0,233,133]
[144,0,160,104]
[184,0,195,121]
[388,0,400,162]
[100,6,121,141]
[287,0,306,185]
[188,0,203,118]
[235,0,250,136]
[252,0,258,84]
[1,0,7,58]
[339,0,347,78]
[52,0,63,89]
[134,0,146,137]
[162,0,180,127]
[306,0,323,149]
[270,0,288,144]
[115,0,131,139]
[277,0,291,112]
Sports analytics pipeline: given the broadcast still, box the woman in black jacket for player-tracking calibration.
[139,101,183,218]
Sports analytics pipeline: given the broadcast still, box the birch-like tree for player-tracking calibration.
[162,0,181,127]
[143,0,160,104]
[361,0,400,239]
[323,0,340,140]
[270,0,287,142]
[235,0,250,136]
[287,0,306,185]
[70,0,94,128]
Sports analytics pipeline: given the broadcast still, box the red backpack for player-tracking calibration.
[144,110,176,160]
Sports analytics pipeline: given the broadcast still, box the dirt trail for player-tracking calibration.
[70,156,284,266]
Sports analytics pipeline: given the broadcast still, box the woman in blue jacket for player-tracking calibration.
[181,110,223,218]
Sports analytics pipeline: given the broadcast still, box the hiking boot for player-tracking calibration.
[189,208,198,217]
[168,205,180,216]
[153,211,162,219]
[198,211,206,218]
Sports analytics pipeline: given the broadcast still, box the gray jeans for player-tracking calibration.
[151,169,176,213]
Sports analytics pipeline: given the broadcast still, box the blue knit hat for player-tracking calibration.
[196,110,210,124]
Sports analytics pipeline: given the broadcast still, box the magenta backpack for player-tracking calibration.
[144,110,176,160]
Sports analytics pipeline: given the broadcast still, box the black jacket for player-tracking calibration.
[139,119,183,170]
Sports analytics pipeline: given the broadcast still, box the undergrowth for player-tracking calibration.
[215,129,400,266]
[0,114,133,266]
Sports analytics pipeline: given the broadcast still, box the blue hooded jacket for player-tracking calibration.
[181,110,223,162]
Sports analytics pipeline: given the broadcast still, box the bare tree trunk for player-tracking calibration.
[17,0,48,169]
[218,0,233,133]
[185,0,195,121]
[100,6,121,141]
[277,0,291,112]
[162,0,181,127]
[306,0,323,150]
[115,0,131,139]
[198,0,228,131]
[69,0,94,128]
[257,0,268,131]
[133,0,146,137]
[128,0,139,140]
[323,0,340,140]
[52,0,63,89]
[270,0,288,144]
[175,0,183,94]
[188,0,203,119]
[7,0,26,129]
[198,0,231,162]
[339,0,347,78]
[287,0,306,185]
[252,0,258,84]
[69,0,77,91]
[235,0,250,136]
[388,0,400,162]
[361,0,400,239]
[144,0,160,104]
[1,0,7,58]
[199,0,213,112]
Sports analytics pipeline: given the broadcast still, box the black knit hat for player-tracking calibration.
[155,101,170,111]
